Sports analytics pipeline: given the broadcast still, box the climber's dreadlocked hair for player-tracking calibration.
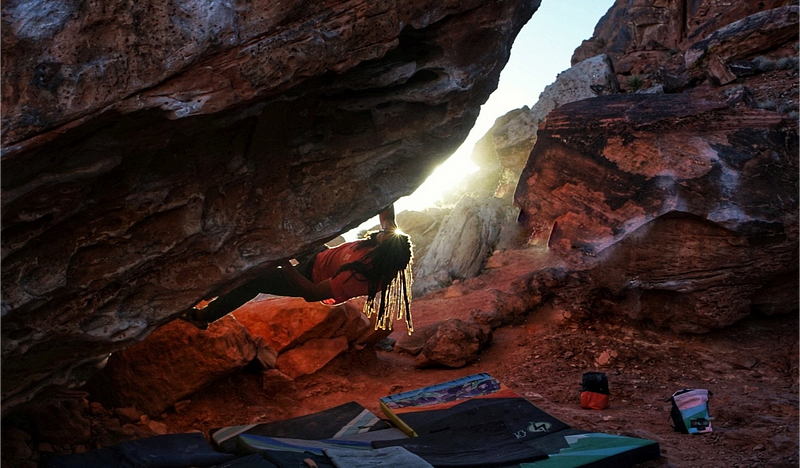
[335,230,414,334]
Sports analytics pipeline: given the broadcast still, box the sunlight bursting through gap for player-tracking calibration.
[343,0,615,241]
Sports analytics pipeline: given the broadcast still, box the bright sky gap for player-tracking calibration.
[345,0,615,241]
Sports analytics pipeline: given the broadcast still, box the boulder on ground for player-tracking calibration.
[415,318,493,368]
[276,336,350,379]
[233,296,348,353]
[83,316,257,415]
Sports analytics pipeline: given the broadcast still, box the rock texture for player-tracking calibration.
[233,296,351,353]
[414,318,492,368]
[409,54,619,296]
[83,316,257,416]
[82,295,389,416]
[572,0,796,91]
[515,3,799,333]
[483,54,619,182]
[412,196,518,296]
[517,92,797,260]
[1,0,540,413]
[276,336,350,379]
[684,6,799,85]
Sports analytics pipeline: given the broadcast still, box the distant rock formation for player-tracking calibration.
[513,2,798,333]
[1,0,540,414]
[572,0,797,91]
[489,54,619,181]
[412,196,518,296]
[409,54,619,296]
[515,91,797,332]
[416,1,798,338]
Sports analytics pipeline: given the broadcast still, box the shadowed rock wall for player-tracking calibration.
[1,0,541,413]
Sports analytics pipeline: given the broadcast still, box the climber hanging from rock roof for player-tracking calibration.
[179,205,414,334]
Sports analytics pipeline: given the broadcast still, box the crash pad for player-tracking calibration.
[373,420,549,467]
[47,432,236,468]
[377,373,660,468]
[520,429,661,468]
[258,450,335,468]
[211,453,278,468]
[211,401,390,453]
[236,433,372,456]
[324,446,434,468]
[46,447,121,468]
[379,373,569,441]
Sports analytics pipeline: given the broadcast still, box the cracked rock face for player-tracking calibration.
[572,0,796,89]
[514,91,798,333]
[1,0,540,413]
[512,1,798,334]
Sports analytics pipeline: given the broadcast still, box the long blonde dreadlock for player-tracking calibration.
[363,260,413,334]
[336,230,414,334]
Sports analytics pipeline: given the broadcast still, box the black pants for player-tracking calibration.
[199,255,317,323]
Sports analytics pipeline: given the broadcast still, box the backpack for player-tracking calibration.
[580,372,610,410]
[666,388,713,434]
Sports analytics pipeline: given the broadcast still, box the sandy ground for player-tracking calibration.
[162,298,799,468]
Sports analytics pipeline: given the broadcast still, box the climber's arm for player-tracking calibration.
[379,204,398,231]
[279,259,334,302]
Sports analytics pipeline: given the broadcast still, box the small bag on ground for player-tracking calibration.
[580,372,610,410]
[666,388,713,434]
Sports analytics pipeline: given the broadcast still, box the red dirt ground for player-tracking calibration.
[161,295,799,468]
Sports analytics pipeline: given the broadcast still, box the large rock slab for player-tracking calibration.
[234,295,379,349]
[0,0,541,413]
[79,296,388,414]
[471,54,619,197]
[83,317,257,416]
[276,336,350,379]
[414,318,492,368]
[515,91,798,332]
[412,196,518,296]
[233,296,349,353]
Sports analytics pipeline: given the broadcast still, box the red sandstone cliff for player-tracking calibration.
[512,2,798,333]
[1,0,540,413]
[1,1,798,466]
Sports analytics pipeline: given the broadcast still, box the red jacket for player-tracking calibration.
[312,241,372,304]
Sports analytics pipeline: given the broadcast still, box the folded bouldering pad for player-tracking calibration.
[236,433,372,456]
[47,447,121,468]
[211,453,278,468]
[259,450,335,468]
[379,373,569,441]
[212,401,390,453]
[47,432,236,468]
[324,446,434,468]
[377,374,660,468]
[373,420,548,467]
[519,429,661,468]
